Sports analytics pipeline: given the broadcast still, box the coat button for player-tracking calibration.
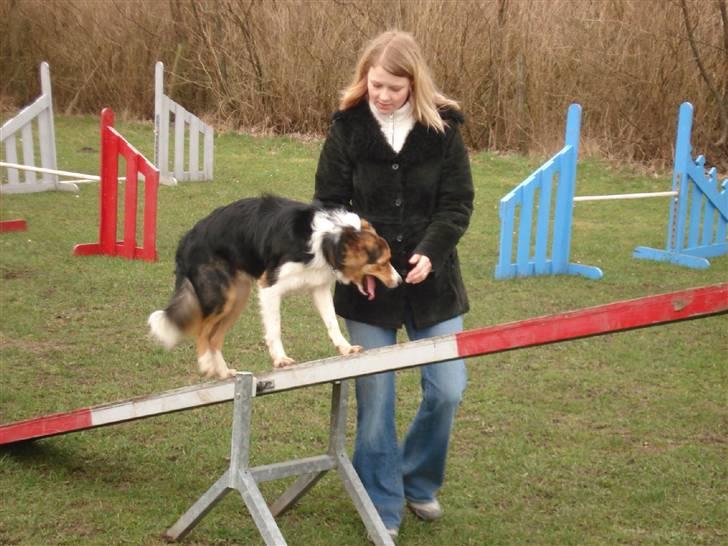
[394,198,402,207]
[392,163,399,170]
[395,234,404,242]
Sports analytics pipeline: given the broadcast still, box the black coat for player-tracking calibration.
[314,100,474,329]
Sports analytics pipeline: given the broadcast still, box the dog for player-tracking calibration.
[148,195,402,379]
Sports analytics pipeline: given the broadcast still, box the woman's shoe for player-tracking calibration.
[367,527,398,543]
[406,498,443,521]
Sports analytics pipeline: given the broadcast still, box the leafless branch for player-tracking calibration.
[680,0,728,146]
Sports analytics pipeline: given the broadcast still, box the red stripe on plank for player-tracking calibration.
[456,283,728,358]
[0,408,93,445]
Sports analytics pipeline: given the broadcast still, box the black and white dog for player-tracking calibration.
[148,195,401,379]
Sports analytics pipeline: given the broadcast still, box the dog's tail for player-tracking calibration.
[148,278,200,350]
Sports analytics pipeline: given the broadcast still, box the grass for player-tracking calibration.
[1,114,727,546]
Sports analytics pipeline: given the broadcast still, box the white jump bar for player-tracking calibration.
[1,161,100,182]
[574,191,677,202]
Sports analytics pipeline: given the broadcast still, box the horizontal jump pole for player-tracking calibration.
[573,191,678,202]
[1,161,142,185]
[1,283,726,446]
[1,161,100,182]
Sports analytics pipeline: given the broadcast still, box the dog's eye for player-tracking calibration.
[366,247,383,264]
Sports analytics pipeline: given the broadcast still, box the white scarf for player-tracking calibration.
[368,100,415,153]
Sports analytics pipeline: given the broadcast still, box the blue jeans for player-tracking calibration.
[345,314,467,529]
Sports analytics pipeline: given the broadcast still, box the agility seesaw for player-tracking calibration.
[2,283,726,545]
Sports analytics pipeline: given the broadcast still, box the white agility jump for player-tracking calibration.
[2,62,214,193]
[0,62,83,193]
[2,283,726,546]
[154,61,214,185]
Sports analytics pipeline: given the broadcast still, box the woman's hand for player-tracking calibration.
[405,254,432,284]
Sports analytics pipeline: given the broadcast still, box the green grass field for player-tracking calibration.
[1,115,726,545]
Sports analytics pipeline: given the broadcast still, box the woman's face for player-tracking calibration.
[367,65,411,114]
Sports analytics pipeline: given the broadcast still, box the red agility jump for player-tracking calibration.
[73,108,159,262]
[1,283,725,447]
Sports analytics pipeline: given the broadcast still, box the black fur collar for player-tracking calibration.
[332,101,464,166]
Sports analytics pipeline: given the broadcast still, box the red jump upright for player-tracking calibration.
[73,108,159,262]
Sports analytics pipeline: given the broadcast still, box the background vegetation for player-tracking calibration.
[1,0,727,170]
[0,115,726,545]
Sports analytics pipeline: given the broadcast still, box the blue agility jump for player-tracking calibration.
[495,102,727,280]
[494,104,603,280]
[634,103,728,268]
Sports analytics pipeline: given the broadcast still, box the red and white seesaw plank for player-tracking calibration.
[2,283,726,446]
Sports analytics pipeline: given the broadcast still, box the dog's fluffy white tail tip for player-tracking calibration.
[148,310,182,350]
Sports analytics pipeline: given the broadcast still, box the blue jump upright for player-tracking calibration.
[634,103,728,269]
[495,104,603,280]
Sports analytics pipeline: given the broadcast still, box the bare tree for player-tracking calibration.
[680,0,728,147]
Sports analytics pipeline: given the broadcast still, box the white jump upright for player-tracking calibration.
[2,284,727,546]
[0,62,78,194]
[154,61,214,185]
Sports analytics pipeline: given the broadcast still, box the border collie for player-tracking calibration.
[148,195,401,379]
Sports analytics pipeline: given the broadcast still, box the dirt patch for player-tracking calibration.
[0,333,68,355]
[0,266,33,280]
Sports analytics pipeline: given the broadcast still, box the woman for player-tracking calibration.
[314,30,474,539]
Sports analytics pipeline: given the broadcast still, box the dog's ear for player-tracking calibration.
[360,218,376,234]
[339,227,390,266]
[336,226,371,267]
[357,231,391,264]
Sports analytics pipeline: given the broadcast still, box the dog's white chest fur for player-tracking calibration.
[270,262,335,294]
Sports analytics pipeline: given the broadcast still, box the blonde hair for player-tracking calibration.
[339,30,459,133]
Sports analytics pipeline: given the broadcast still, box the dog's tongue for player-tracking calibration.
[365,275,376,301]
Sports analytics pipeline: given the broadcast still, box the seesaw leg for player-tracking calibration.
[165,373,286,545]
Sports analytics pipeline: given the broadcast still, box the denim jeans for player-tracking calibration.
[345,314,467,529]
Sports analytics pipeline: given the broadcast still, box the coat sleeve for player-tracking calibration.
[414,125,474,272]
[314,120,354,210]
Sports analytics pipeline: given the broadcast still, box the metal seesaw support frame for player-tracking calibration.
[1,284,727,545]
[165,376,392,545]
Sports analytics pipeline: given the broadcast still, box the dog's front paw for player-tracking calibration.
[338,344,363,355]
[198,352,216,376]
[204,366,235,380]
[273,356,296,368]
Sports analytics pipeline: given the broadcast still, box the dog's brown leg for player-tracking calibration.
[196,315,223,378]
[208,275,252,378]
[178,301,217,378]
